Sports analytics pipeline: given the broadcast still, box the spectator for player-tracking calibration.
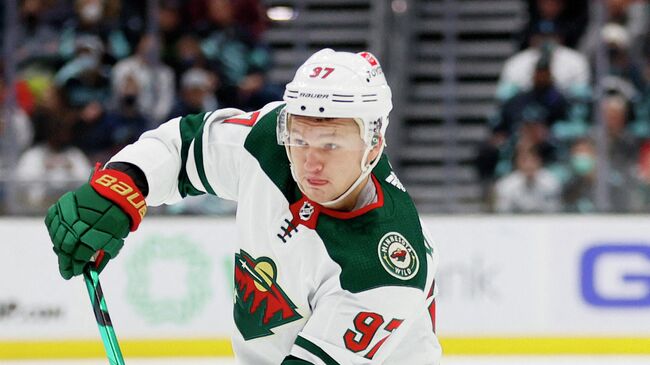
[521,0,589,49]
[101,74,148,159]
[112,33,176,125]
[560,130,632,213]
[172,34,211,79]
[580,0,649,63]
[0,78,34,173]
[498,22,591,97]
[596,94,638,210]
[495,147,562,213]
[118,1,147,47]
[600,94,638,164]
[58,0,131,64]
[593,24,646,95]
[497,52,569,136]
[54,35,111,109]
[167,68,218,119]
[562,138,598,212]
[15,0,61,69]
[199,0,280,110]
[30,85,73,150]
[15,116,91,212]
[70,99,112,162]
[516,113,559,166]
[158,0,185,71]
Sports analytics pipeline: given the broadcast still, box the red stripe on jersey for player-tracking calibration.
[428,299,436,333]
[427,281,436,333]
[223,111,261,126]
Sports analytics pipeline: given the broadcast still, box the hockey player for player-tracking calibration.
[44,49,441,364]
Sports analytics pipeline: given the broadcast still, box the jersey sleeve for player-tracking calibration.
[107,102,284,206]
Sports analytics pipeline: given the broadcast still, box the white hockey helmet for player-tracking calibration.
[278,49,393,207]
[278,48,392,148]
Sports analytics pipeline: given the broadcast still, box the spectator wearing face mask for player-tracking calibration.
[112,33,176,125]
[102,74,148,156]
[560,137,631,213]
[562,138,598,212]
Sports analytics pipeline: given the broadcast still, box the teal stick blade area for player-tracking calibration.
[83,266,126,365]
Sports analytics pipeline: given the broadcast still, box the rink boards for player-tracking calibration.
[1,215,649,359]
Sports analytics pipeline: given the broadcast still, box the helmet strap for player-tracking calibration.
[320,142,384,209]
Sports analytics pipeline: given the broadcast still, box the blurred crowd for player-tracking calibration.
[475,0,650,213]
[1,0,649,215]
[0,0,276,214]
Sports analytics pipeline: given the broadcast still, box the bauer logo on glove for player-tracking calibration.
[91,170,147,225]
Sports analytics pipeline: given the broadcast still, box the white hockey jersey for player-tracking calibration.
[109,101,441,364]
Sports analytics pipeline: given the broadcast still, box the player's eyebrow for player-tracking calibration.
[290,122,341,137]
[315,130,337,138]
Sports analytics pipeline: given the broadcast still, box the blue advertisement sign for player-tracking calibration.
[581,244,650,307]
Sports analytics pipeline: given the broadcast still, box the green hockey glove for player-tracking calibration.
[44,167,147,279]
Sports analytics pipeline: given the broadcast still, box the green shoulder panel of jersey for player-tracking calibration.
[243,103,299,202]
[177,111,211,198]
[316,156,428,294]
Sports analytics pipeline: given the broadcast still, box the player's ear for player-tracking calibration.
[368,136,383,162]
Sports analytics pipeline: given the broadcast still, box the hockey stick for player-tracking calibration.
[83,252,126,365]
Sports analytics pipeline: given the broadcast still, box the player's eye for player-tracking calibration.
[292,138,308,146]
[322,143,339,151]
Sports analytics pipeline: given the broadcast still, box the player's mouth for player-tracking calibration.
[306,177,328,186]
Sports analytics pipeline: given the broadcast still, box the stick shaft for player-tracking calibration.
[83,266,126,365]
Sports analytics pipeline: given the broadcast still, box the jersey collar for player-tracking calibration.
[288,174,385,230]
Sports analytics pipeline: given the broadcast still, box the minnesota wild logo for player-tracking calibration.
[234,250,302,340]
[378,232,419,280]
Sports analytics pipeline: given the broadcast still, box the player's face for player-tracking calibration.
[287,115,373,209]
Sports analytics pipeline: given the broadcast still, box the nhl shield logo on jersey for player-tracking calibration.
[234,250,302,340]
[298,201,314,221]
[378,232,419,280]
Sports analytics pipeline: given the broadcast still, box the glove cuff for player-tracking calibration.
[89,166,147,231]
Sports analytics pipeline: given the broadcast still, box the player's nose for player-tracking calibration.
[303,147,324,172]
